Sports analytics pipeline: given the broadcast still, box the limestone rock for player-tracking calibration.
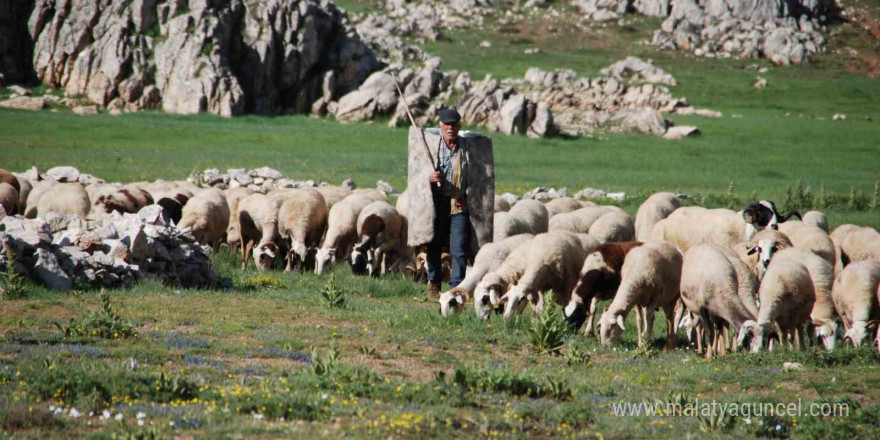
[34,248,72,291]
[663,125,702,139]
[0,96,45,111]
[72,105,99,115]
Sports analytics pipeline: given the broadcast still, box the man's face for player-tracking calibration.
[441,121,460,145]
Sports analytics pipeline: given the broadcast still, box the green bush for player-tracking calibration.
[527,292,571,354]
[54,290,137,339]
[1,247,29,300]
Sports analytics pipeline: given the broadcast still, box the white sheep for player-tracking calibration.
[237,194,283,271]
[223,187,254,246]
[494,196,511,213]
[36,183,90,218]
[352,201,402,277]
[597,241,682,349]
[588,210,635,243]
[778,220,836,266]
[278,189,329,272]
[768,248,837,350]
[840,226,880,267]
[544,197,583,217]
[317,185,353,209]
[507,199,550,234]
[635,192,681,242]
[493,211,533,241]
[473,238,536,318]
[679,244,758,358]
[830,224,862,274]
[832,261,880,347]
[650,207,747,252]
[735,229,793,277]
[316,194,374,275]
[0,183,18,216]
[176,188,231,249]
[24,180,56,218]
[352,188,388,202]
[500,231,588,318]
[392,191,417,277]
[802,210,829,233]
[565,241,644,337]
[439,233,535,318]
[738,259,815,352]
[548,206,618,235]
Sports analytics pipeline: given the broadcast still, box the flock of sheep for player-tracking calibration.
[2,168,879,357]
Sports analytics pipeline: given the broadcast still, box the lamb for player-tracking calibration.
[316,186,353,209]
[802,211,829,233]
[651,207,747,252]
[738,259,815,352]
[548,206,618,235]
[493,211,533,241]
[588,210,635,243]
[565,241,643,336]
[0,183,18,216]
[237,194,283,271]
[635,192,681,242]
[24,180,56,218]
[278,189,329,272]
[500,231,588,318]
[351,201,402,277]
[830,224,862,274]
[679,244,757,358]
[36,183,91,218]
[544,197,583,217]
[15,177,32,215]
[507,199,550,233]
[494,196,511,213]
[472,238,536,318]
[176,188,231,249]
[352,188,388,202]
[315,194,374,275]
[839,227,880,267]
[778,221,836,266]
[439,233,534,317]
[831,261,880,347]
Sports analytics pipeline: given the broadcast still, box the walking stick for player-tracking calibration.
[390,72,441,188]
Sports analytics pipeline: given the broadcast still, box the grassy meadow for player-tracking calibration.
[2,1,880,438]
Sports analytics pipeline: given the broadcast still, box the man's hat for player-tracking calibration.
[439,108,461,124]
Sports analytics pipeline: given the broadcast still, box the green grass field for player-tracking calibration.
[1,1,880,438]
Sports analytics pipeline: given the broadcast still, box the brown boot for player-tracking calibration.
[426,283,441,298]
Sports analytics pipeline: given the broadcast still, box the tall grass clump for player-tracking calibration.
[527,292,571,354]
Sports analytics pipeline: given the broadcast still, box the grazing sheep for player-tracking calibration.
[651,207,748,252]
[156,197,185,224]
[224,187,256,246]
[840,227,880,267]
[778,221,836,266]
[565,241,643,336]
[237,194,283,271]
[315,194,374,275]
[0,169,20,195]
[508,199,550,233]
[740,200,801,240]
[588,210,635,243]
[802,211,829,233]
[597,241,682,349]
[832,261,880,347]
[635,192,681,242]
[500,231,588,318]
[494,196,511,213]
[393,191,418,276]
[352,201,402,277]
[92,186,154,215]
[278,189,329,272]
[0,183,18,216]
[15,177,32,215]
[830,224,862,274]
[548,206,617,235]
[738,260,815,352]
[176,188,231,249]
[352,188,388,202]
[122,184,155,209]
[439,233,535,317]
[735,229,793,277]
[24,180,55,218]
[36,183,90,218]
[493,211,533,241]
[316,186,353,209]
[544,197,583,217]
[679,244,757,358]
[473,238,535,318]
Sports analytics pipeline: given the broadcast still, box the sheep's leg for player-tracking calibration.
[664,304,676,350]
[585,297,599,337]
[643,306,655,349]
[242,239,254,271]
[717,323,728,357]
[699,310,714,359]
[634,307,643,346]
[673,300,685,334]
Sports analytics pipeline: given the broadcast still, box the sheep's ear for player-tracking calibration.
[616,314,625,331]
[747,246,759,256]
[498,292,509,304]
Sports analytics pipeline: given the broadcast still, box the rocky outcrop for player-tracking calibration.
[0,0,36,85]
[26,0,382,116]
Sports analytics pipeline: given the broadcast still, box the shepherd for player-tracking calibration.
[403,109,495,299]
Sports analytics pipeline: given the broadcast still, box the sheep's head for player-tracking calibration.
[598,311,625,347]
[473,281,501,320]
[315,248,336,275]
[500,285,533,319]
[253,243,278,271]
[746,238,780,279]
[366,248,382,278]
[439,288,466,317]
[737,320,769,353]
[843,321,877,347]
[563,300,586,330]
[285,243,309,272]
[349,244,369,275]
[812,320,837,351]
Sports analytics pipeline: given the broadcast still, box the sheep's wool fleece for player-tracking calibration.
[406,127,494,258]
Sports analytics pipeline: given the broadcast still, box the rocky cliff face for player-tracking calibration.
[0,0,37,85]
[23,0,382,116]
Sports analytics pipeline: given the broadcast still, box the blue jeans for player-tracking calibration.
[427,195,469,287]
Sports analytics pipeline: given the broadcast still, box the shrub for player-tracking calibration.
[527,292,571,354]
[55,290,138,339]
[1,247,29,300]
[240,274,285,290]
[320,274,346,309]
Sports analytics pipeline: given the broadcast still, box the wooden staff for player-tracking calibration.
[390,72,440,188]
